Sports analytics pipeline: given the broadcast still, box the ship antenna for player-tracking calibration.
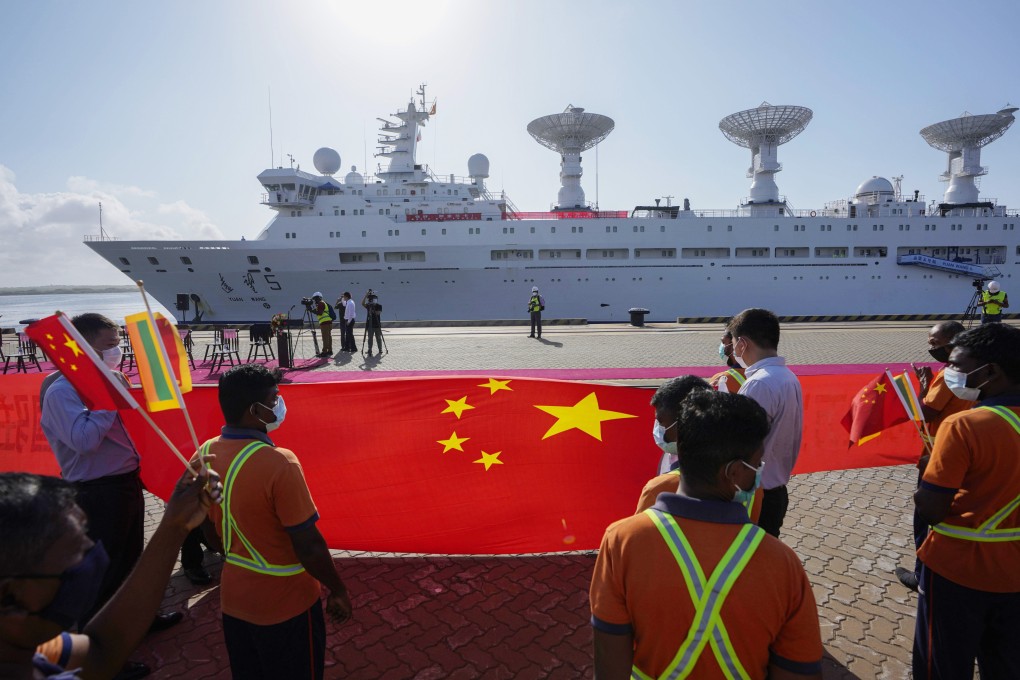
[98,201,105,241]
[268,85,275,168]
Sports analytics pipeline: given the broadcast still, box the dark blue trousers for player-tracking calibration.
[913,563,1020,679]
[223,598,325,680]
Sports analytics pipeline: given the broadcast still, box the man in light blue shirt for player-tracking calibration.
[729,308,803,538]
[39,313,181,647]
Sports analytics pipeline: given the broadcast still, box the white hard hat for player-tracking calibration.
[988,281,1000,293]
[532,286,539,292]
[313,291,323,298]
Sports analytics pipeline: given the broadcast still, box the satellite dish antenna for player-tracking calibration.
[313,147,341,176]
[527,105,614,210]
[719,102,812,207]
[920,106,1017,205]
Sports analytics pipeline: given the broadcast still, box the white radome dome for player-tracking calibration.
[345,165,364,185]
[855,176,895,198]
[468,153,490,178]
[313,147,341,175]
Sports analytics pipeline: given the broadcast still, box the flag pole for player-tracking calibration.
[134,280,203,458]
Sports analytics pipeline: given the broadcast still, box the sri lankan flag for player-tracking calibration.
[124,312,191,412]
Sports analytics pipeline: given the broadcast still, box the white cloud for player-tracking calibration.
[0,165,225,286]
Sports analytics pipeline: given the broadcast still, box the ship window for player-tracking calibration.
[530,227,535,233]
[248,256,259,265]
[551,227,556,233]
[340,210,345,216]
[572,226,577,233]
[147,257,159,265]
[361,231,366,237]
[297,211,302,217]
[388,230,393,236]
[660,225,665,232]
[421,229,427,236]
[442,229,447,235]
[606,226,611,233]
[503,228,508,234]
[853,225,858,231]
[379,209,384,215]
[727,225,732,232]
[180,257,192,265]
[386,209,391,215]
[395,229,399,235]
[119,257,130,265]
[509,227,515,234]
[775,225,779,231]
[334,210,339,216]
[707,225,712,232]
[291,211,296,217]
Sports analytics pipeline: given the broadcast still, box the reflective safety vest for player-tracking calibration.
[316,303,332,324]
[634,509,765,680]
[982,290,1006,315]
[930,405,1020,543]
[213,440,308,576]
[667,470,756,520]
[726,369,746,387]
[529,294,543,313]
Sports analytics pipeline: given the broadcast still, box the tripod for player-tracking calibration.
[962,280,987,328]
[362,308,387,356]
[291,306,320,360]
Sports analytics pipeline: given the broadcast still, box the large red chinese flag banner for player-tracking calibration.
[1,373,921,553]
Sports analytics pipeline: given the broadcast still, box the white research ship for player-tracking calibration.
[85,87,1020,324]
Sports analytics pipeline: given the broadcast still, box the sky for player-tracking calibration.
[1,0,1019,286]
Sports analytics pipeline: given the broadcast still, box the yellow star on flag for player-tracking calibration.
[873,382,887,394]
[474,450,503,471]
[441,396,475,419]
[534,392,637,441]
[477,378,512,395]
[437,431,469,453]
[63,334,84,357]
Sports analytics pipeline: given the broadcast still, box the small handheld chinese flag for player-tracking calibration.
[26,314,139,411]
[840,373,910,446]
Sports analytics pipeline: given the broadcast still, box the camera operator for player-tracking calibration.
[978,280,1009,324]
[306,292,334,358]
[361,290,383,356]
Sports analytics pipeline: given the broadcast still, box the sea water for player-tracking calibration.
[0,292,175,330]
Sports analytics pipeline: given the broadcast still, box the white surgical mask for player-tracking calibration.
[733,337,749,369]
[652,419,678,456]
[943,365,989,402]
[254,396,287,432]
[102,346,122,369]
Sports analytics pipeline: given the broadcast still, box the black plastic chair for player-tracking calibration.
[119,329,136,372]
[247,324,275,362]
[4,333,42,374]
[208,329,242,372]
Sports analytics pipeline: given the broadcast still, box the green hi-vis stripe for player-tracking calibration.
[675,313,1020,324]
[136,319,175,402]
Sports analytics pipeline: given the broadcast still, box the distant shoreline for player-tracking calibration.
[0,285,137,296]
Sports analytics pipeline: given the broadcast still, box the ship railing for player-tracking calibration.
[503,210,630,221]
[83,234,118,242]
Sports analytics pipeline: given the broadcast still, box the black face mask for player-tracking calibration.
[29,541,110,629]
[928,346,951,364]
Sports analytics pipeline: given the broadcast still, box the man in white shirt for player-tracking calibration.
[339,292,357,353]
[728,308,803,538]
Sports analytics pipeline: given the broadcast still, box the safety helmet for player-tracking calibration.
[988,281,1001,293]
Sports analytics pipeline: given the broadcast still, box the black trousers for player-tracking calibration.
[341,319,356,351]
[223,599,325,680]
[757,485,789,538]
[530,311,542,337]
[73,469,144,624]
[913,564,1020,679]
[181,528,210,570]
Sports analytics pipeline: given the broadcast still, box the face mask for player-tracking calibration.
[928,346,951,364]
[943,365,989,402]
[30,541,110,629]
[718,343,730,361]
[101,345,122,369]
[733,338,749,369]
[730,460,763,505]
[254,396,287,432]
[652,419,678,456]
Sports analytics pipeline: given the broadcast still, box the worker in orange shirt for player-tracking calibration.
[912,323,1020,678]
[591,391,823,679]
[709,330,746,394]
